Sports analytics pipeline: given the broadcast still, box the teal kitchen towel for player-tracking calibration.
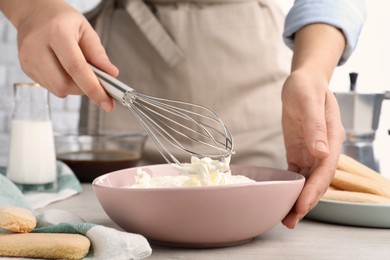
[0,161,82,209]
[0,173,152,259]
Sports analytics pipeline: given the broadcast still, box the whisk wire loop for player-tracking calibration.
[136,94,229,150]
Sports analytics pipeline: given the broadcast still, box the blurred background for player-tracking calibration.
[0,0,388,172]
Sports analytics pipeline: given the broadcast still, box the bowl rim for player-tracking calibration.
[92,164,305,192]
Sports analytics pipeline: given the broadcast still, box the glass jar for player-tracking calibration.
[0,64,9,166]
[7,82,57,191]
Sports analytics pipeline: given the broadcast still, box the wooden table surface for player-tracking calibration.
[43,184,390,260]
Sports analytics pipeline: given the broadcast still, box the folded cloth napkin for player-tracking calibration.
[0,161,82,209]
[0,171,152,259]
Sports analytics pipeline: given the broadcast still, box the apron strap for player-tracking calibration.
[122,0,184,67]
[94,0,115,47]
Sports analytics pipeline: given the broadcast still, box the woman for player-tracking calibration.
[0,0,366,228]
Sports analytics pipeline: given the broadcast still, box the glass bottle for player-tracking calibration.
[7,82,57,191]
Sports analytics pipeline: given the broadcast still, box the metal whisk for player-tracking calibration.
[91,66,234,165]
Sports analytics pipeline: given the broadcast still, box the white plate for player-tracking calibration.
[305,199,390,228]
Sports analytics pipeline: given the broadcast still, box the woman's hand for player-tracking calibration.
[281,70,344,228]
[280,23,346,228]
[0,0,118,112]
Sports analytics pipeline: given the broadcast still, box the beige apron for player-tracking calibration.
[81,0,292,168]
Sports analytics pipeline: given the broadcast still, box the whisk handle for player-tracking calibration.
[90,65,135,102]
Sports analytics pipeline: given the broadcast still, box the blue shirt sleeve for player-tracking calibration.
[283,0,367,65]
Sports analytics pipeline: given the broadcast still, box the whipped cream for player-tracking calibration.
[130,156,255,188]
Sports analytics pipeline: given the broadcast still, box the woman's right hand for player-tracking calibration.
[0,0,118,112]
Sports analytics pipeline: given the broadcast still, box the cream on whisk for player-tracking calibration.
[130,156,255,188]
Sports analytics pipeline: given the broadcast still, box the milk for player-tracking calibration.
[7,120,56,184]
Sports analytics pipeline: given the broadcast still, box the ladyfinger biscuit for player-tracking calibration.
[0,206,36,233]
[337,154,390,186]
[331,170,390,198]
[0,233,90,259]
[323,188,390,204]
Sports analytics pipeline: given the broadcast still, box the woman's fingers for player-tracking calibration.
[282,91,344,229]
[50,22,114,112]
[79,21,119,77]
[30,44,84,96]
[302,98,329,158]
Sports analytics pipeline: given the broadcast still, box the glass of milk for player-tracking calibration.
[7,82,57,192]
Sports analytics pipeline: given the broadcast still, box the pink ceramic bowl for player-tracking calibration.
[93,164,304,248]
